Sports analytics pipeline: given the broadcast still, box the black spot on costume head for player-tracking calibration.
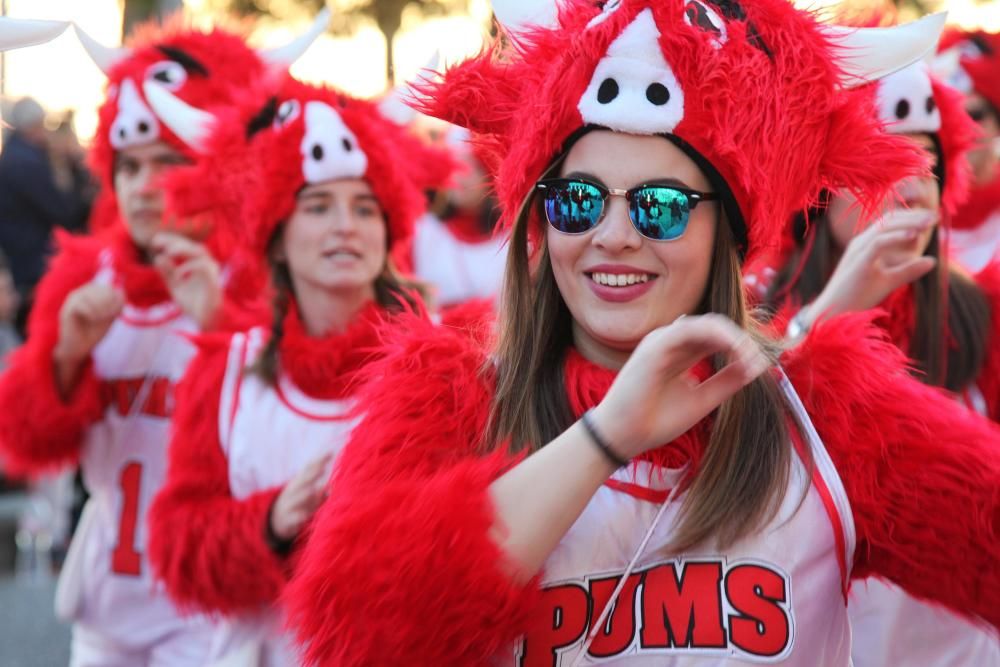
[155,45,209,77]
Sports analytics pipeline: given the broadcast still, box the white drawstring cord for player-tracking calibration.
[569,473,685,667]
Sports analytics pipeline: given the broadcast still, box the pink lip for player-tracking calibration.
[584,264,659,304]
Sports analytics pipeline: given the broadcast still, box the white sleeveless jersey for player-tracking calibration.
[504,374,856,666]
[208,328,361,667]
[412,214,508,307]
[947,210,1000,273]
[62,250,213,649]
[848,383,1000,667]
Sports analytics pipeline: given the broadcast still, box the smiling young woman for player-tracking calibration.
[146,77,444,666]
[282,2,1000,666]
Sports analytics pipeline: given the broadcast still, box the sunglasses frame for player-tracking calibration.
[535,177,719,242]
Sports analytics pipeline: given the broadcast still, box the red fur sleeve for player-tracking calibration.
[0,233,104,476]
[783,312,1000,628]
[284,315,538,666]
[148,335,287,616]
[972,261,1000,421]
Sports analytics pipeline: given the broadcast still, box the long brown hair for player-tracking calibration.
[767,207,991,391]
[487,171,798,552]
[249,225,428,385]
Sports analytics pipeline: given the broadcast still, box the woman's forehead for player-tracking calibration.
[561,131,708,190]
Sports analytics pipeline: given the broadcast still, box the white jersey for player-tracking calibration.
[412,214,508,307]
[849,579,1000,667]
[947,210,1000,273]
[848,383,1000,667]
[56,250,214,650]
[505,374,855,666]
[208,327,361,667]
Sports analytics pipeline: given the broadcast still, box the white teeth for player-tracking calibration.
[590,272,651,287]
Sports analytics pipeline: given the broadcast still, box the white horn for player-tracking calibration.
[492,0,561,36]
[825,12,948,89]
[0,17,70,52]
[73,23,133,75]
[259,7,331,68]
[378,50,440,124]
[142,80,215,153]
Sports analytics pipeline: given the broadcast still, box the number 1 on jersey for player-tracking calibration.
[111,461,142,576]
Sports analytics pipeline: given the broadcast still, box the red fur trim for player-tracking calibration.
[88,17,272,235]
[783,312,1000,628]
[972,260,1000,420]
[932,79,979,218]
[415,0,927,266]
[0,233,105,476]
[277,301,384,400]
[284,314,539,666]
[148,334,288,616]
[953,173,1000,232]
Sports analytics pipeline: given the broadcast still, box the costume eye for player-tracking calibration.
[587,0,623,29]
[146,61,187,91]
[274,99,301,129]
[684,1,728,48]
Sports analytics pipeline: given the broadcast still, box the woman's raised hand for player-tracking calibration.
[590,314,770,460]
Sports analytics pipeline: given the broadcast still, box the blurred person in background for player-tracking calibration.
[0,249,20,368]
[48,112,97,233]
[0,97,92,333]
[937,29,1000,271]
[0,12,328,664]
[410,123,507,309]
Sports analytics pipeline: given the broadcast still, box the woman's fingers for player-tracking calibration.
[884,256,937,284]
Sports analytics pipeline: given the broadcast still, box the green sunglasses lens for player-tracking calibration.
[629,186,692,241]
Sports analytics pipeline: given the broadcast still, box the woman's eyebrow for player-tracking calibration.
[564,170,604,184]
[297,190,331,201]
[642,177,694,189]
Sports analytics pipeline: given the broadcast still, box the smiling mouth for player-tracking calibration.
[586,272,656,287]
[323,249,362,259]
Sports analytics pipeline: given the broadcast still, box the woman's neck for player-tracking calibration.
[293,280,376,337]
[571,321,632,371]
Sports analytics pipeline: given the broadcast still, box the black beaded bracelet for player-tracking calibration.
[581,410,630,468]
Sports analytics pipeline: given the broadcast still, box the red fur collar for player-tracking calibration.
[562,348,708,471]
[952,173,1000,231]
[109,230,172,307]
[444,213,494,245]
[279,301,384,401]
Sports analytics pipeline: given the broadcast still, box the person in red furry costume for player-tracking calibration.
[765,59,1000,416]
[282,2,999,666]
[937,28,1000,271]
[0,15,325,666]
[761,37,1000,663]
[146,77,451,666]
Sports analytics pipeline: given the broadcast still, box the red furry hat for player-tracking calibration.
[73,11,329,234]
[174,76,454,258]
[872,61,978,216]
[938,28,1000,114]
[415,0,946,264]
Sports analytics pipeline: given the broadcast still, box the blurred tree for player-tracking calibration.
[222,0,471,85]
[122,0,183,36]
